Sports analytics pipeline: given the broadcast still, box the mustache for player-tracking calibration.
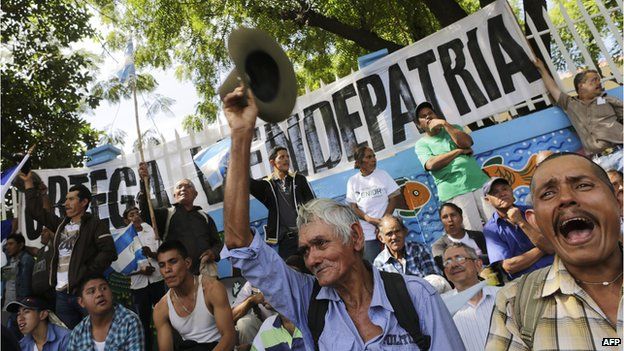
[311,264,330,275]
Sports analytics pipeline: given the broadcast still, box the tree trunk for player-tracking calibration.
[279,8,404,52]
[480,0,496,7]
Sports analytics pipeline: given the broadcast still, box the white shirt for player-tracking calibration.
[345,168,400,241]
[93,340,106,351]
[445,285,500,351]
[130,223,163,290]
[56,221,80,290]
[447,231,482,257]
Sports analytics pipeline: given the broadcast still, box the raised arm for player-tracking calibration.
[534,58,561,103]
[509,208,554,255]
[20,172,62,231]
[428,120,473,149]
[204,279,236,351]
[223,86,259,249]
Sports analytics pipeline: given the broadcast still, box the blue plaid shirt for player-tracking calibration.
[67,304,144,351]
[373,242,443,277]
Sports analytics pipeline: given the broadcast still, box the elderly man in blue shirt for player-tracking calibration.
[373,215,442,277]
[220,87,464,351]
[482,177,554,280]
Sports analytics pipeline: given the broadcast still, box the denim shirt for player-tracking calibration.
[8,250,35,299]
[223,232,465,350]
[20,323,70,351]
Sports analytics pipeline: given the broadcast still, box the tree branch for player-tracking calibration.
[421,0,468,27]
[278,8,404,52]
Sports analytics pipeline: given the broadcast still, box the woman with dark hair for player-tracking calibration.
[431,202,489,271]
[345,146,401,263]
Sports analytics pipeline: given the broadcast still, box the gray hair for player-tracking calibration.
[443,242,478,260]
[174,178,196,190]
[297,198,359,244]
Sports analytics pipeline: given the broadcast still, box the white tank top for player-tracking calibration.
[166,278,220,343]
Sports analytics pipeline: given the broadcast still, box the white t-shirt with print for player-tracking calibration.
[56,221,80,290]
[345,168,400,241]
[130,223,164,290]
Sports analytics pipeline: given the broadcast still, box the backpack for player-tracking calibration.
[307,270,431,350]
[512,267,550,348]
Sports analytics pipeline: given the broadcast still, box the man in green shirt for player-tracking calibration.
[414,102,491,231]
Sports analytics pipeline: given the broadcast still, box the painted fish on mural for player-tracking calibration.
[394,177,432,218]
[482,154,538,190]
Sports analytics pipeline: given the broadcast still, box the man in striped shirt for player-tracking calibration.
[441,242,499,351]
[486,153,623,350]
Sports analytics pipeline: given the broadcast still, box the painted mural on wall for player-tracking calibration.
[247,127,582,248]
[400,127,583,245]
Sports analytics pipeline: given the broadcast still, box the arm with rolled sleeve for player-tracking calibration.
[223,234,315,335]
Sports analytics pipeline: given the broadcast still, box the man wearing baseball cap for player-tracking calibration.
[482,177,554,280]
[414,102,491,231]
[6,296,70,351]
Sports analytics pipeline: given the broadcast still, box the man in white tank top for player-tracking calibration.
[153,240,236,351]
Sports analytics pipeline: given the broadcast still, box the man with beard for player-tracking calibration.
[138,164,223,274]
[482,177,554,279]
[153,240,235,351]
[486,153,623,350]
[68,274,143,351]
[221,86,464,350]
[535,59,623,172]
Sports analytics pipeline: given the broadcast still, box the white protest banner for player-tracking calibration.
[252,0,543,177]
[18,0,543,244]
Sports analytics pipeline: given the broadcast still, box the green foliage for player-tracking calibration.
[547,0,623,71]
[94,0,486,130]
[1,0,103,168]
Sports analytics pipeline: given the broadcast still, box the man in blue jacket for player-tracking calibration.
[7,296,70,351]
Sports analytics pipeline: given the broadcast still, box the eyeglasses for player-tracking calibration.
[442,255,474,268]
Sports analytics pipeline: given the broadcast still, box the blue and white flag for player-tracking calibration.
[110,224,147,275]
[193,138,231,189]
[1,152,30,198]
[117,39,136,83]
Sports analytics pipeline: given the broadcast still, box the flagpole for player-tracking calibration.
[132,77,160,242]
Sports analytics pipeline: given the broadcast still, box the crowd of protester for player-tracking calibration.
[1,62,622,351]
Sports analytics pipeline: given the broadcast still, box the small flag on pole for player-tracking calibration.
[193,138,231,189]
[110,224,147,275]
[1,152,30,198]
[117,39,136,83]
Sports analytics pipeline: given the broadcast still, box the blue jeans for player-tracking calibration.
[55,290,85,329]
[132,280,167,350]
[363,239,382,264]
